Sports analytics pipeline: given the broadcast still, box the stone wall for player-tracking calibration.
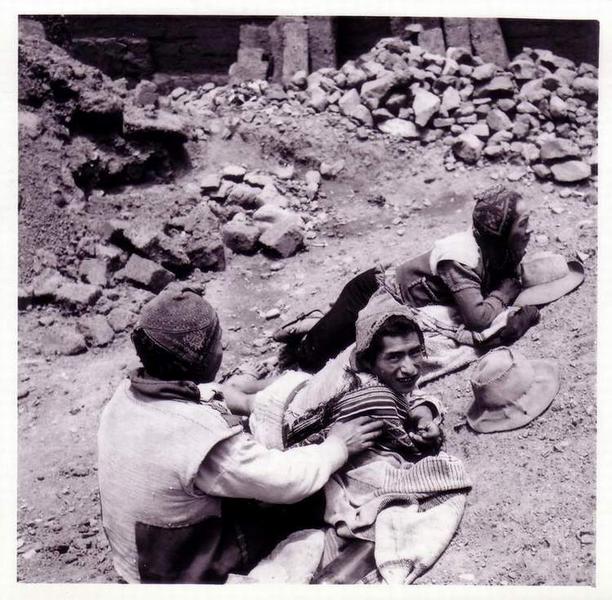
[32,15,599,89]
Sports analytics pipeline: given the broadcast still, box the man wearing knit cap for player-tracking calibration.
[97,287,382,584]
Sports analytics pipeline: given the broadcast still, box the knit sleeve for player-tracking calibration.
[437,260,505,331]
[437,260,482,293]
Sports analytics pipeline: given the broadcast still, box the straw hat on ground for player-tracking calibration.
[467,346,560,433]
[514,251,584,307]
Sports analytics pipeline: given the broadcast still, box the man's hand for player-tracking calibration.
[408,420,442,449]
[407,404,443,451]
[328,417,383,456]
[497,277,522,304]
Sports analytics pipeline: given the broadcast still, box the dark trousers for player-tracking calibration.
[296,268,379,373]
[136,491,326,584]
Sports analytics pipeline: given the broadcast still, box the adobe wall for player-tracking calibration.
[32,15,598,88]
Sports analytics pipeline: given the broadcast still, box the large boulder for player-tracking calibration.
[550,161,591,182]
[123,105,189,143]
[412,88,440,127]
[360,73,396,110]
[378,118,419,139]
[222,215,261,254]
[122,254,176,292]
[55,283,102,311]
[441,86,461,113]
[259,216,304,258]
[539,138,582,162]
[178,205,226,271]
[571,76,598,100]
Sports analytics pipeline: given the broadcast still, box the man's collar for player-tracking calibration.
[129,368,201,403]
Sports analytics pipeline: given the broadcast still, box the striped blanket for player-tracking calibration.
[285,383,436,459]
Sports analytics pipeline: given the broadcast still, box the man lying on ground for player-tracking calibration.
[247,297,471,583]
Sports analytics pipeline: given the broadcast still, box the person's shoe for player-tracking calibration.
[272,309,323,343]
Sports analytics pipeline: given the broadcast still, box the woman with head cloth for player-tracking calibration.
[276,185,535,373]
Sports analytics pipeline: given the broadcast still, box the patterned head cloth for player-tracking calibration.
[137,287,221,371]
[355,293,424,355]
[472,184,522,242]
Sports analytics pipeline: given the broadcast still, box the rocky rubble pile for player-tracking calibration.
[19,157,328,354]
[172,31,597,182]
[18,19,193,281]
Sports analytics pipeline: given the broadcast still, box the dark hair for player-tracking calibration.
[132,326,211,381]
[358,315,424,367]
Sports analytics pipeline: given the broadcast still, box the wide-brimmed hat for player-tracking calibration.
[514,251,584,307]
[467,346,559,433]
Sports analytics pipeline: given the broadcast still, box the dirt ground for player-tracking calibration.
[17,85,597,584]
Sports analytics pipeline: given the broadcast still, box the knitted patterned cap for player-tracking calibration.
[138,287,220,368]
[472,184,521,240]
[355,293,423,354]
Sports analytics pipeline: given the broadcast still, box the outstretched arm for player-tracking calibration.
[195,418,383,504]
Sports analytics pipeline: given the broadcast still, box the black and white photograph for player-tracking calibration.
[8,1,609,594]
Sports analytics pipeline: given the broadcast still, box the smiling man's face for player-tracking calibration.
[371,331,424,396]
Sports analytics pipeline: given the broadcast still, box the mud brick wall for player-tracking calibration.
[500,19,599,67]
[34,15,599,86]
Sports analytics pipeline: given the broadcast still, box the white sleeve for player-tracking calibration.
[194,433,348,504]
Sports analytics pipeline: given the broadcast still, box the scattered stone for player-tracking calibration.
[96,244,126,271]
[201,173,221,192]
[307,86,329,112]
[226,183,264,208]
[378,118,419,139]
[452,133,484,164]
[78,315,115,347]
[506,168,525,182]
[106,307,136,333]
[123,106,189,143]
[78,259,108,287]
[539,138,582,162]
[549,95,568,119]
[222,165,247,181]
[472,63,497,81]
[177,204,226,271]
[122,254,176,292]
[361,73,397,110]
[572,77,598,100]
[550,161,591,183]
[259,215,304,258]
[441,86,461,113]
[55,283,102,311]
[320,159,345,179]
[466,122,490,140]
[31,268,66,299]
[412,88,440,126]
[222,216,261,254]
[275,164,295,180]
[132,80,158,107]
[264,308,281,320]
[532,164,551,179]
[44,326,87,356]
[486,108,512,131]
[478,75,514,97]
[305,170,321,200]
